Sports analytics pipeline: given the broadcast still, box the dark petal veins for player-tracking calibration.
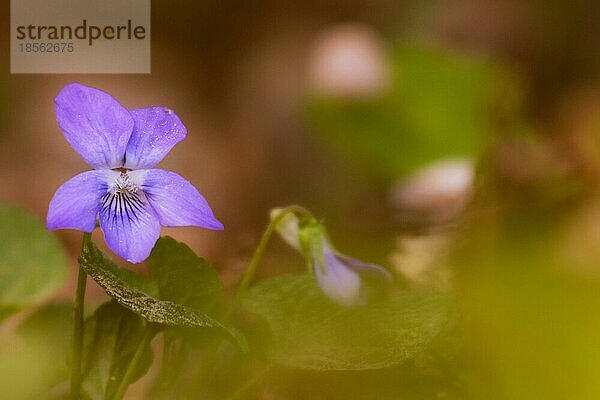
[99,190,160,263]
[101,191,146,225]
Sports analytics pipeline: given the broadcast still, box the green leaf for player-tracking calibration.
[243,274,451,370]
[0,203,69,321]
[148,236,225,318]
[81,301,154,400]
[101,260,159,298]
[78,236,237,339]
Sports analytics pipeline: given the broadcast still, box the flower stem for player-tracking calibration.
[112,326,156,400]
[228,205,312,316]
[70,232,91,400]
[190,205,311,399]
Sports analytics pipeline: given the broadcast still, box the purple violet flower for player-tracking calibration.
[314,242,391,306]
[272,209,392,305]
[47,83,223,263]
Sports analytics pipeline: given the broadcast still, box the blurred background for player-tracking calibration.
[1,0,599,398]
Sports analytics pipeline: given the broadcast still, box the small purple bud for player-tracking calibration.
[315,244,362,305]
[315,243,392,305]
[271,208,392,306]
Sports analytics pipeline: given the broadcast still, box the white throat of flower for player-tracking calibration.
[101,169,149,223]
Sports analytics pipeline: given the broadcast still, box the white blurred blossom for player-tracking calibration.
[307,23,391,98]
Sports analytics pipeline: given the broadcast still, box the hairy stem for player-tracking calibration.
[70,232,91,400]
[191,206,310,398]
[229,205,312,316]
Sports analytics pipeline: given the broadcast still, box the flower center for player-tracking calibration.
[113,171,138,194]
[101,171,146,223]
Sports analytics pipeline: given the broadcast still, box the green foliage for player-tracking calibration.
[81,301,154,400]
[0,304,72,399]
[78,236,228,332]
[148,236,229,351]
[307,43,499,180]
[243,274,451,370]
[148,236,225,318]
[99,258,159,298]
[0,203,69,322]
[455,202,600,399]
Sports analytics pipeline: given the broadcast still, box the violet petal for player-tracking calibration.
[99,194,161,263]
[55,83,133,169]
[47,170,111,232]
[140,169,223,230]
[124,107,187,169]
[315,246,362,305]
[334,254,393,282]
